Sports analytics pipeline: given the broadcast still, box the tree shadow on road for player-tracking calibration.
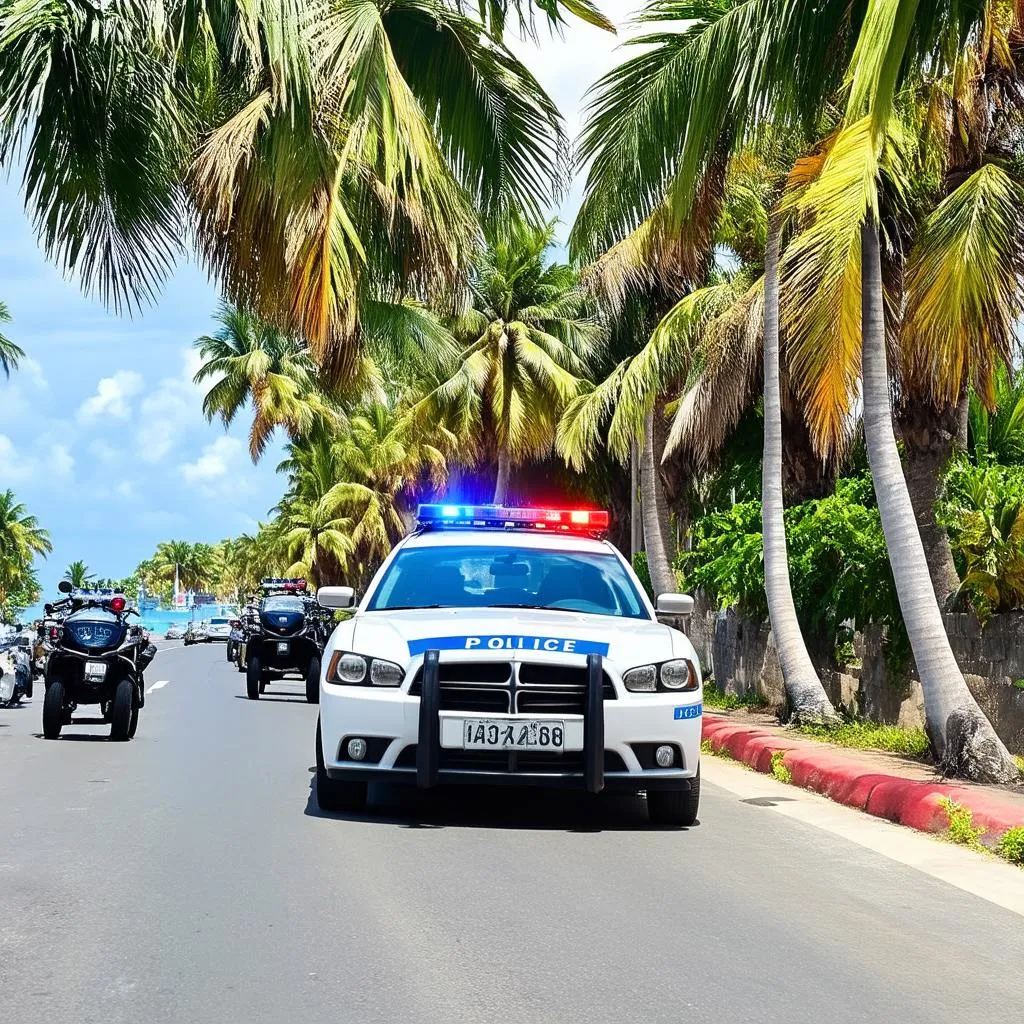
[303,770,697,833]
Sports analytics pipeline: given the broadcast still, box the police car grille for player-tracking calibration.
[409,662,513,713]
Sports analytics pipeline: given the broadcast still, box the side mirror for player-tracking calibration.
[57,580,73,594]
[656,593,694,616]
[317,586,355,610]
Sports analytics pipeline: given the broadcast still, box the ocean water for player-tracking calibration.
[14,604,238,635]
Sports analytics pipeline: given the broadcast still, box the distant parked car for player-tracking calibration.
[183,621,204,646]
[204,617,232,642]
[165,624,185,640]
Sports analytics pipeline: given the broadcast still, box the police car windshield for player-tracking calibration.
[367,545,649,619]
[263,596,304,612]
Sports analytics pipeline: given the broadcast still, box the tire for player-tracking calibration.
[305,654,320,704]
[42,680,65,739]
[648,768,700,828]
[109,677,134,741]
[226,642,233,662]
[315,719,366,813]
[246,654,262,700]
[127,686,140,739]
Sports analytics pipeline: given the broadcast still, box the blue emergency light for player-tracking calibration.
[416,504,609,535]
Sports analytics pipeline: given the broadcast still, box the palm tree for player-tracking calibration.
[968,365,1024,466]
[63,561,95,588]
[275,495,355,590]
[573,0,1022,776]
[417,217,601,502]
[0,2,610,381]
[0,490,52,618]
[193,304,341,462]
[0,301,24,377]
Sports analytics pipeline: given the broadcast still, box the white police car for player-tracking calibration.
[315,505,703,826]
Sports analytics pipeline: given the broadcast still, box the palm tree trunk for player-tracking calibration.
[763,220,839,724]
[493,451,511,504]
[897,393,966,607]
[860,219,1018,782]
[641,409,676,596]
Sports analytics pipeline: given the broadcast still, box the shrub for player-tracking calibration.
[941,798,987,849]
[632,551,653,599]
[997,827,1024,865]
[937,459,1024,620]
[683,475,902,650]
[770,750,792,783]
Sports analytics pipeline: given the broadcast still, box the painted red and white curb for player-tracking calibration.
[702,714,1024,846]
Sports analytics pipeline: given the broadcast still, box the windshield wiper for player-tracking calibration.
[375,604,452,612]
[488,603,562,611]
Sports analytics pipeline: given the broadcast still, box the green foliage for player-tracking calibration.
[770,750,792,784]
[702,680,769,711]
[0,490,51,622]
[938,459,1024,620]
[632,551,653,599]
[795,721,931,759]
[684,475,901,647]
[940,799,987,850]
[998,827,1024,865]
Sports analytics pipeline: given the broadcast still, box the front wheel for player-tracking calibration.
[127,685,140,738]
[305,654,320,704]
[648,769,700,828]
[42,680,65,739]
[109,677,134,741]
[246,654,262,700]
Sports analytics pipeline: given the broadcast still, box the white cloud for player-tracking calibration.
[181,435,244,485]
[20,357,48,390]
[0,433,32,481]
[136,348,209,464]
[77,370,144,422]
[49,442,74,477]
[88,439,120,463]
[115,480,138,500]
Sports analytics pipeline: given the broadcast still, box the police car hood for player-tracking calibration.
[350,607,683,666]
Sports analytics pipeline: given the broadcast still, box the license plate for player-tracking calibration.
[463,718,564,751]
[276,642,289,655]
[84,661,107,681]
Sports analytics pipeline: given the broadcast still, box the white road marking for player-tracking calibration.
[146,680,169,695]
[702,756,1024,918]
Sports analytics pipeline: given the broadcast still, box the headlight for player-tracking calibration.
[623,658,699,693]
[327,652,404,687]
[369,659,403,687]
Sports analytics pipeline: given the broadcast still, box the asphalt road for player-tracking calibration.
[2,644,1021,1024]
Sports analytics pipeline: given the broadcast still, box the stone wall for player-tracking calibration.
[689,595,1024,754]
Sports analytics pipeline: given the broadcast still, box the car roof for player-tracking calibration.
[399,529,615,556]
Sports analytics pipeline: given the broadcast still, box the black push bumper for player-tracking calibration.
[326,650,693,794]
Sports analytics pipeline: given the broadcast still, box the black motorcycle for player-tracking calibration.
[242,579,332,703]
[42,583,156,741]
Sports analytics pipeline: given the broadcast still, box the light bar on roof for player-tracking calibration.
[416,504,609,535]
[261,577,308,592]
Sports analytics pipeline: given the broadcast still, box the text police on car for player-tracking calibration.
[314,504,703,826]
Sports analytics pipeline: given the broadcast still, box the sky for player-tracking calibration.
[0,0,637,600]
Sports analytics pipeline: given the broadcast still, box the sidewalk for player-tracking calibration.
[702,710,1024,846]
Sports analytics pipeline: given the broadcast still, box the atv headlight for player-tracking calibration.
[623,658,699,693]
[327,652,404,687]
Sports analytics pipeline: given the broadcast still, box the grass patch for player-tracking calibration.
[795,720,931,759]
[770,750,792,784]
[703,681,769,711]
[1014,755,1024,774]
[701,737,734,761]
[941,799,987,850]
[998,827,1024,866]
